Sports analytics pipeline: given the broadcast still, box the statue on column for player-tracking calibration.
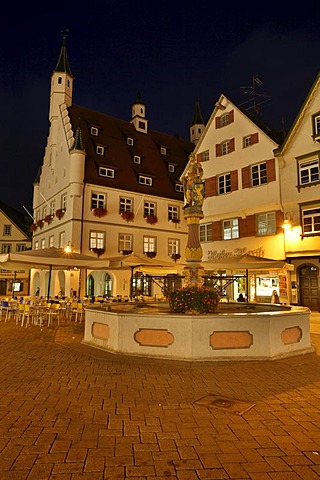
[183,153,205,208]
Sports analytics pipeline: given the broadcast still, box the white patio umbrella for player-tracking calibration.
[201,254,294,271]
[0,247,107,299]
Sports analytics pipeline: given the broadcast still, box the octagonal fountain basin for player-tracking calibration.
[82,302,313,361]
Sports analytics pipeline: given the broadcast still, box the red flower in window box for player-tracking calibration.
[44,214,54,224]
[121,211,135,222]
[55,209,66,220]
[171,253,181,262]
[144,214,158,225]
[92,207,108,218]
[36,219,44,228]
[30,223,38,232]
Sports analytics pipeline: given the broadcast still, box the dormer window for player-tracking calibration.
[168,163,175,173]
[127,137,134,146]
[139,175,152,186]
[96,146,104,155]
[175,183,183,192]
[134,155,141,164]
[91,126,99,136]
[160,146,167,155]
[99,167,115,178]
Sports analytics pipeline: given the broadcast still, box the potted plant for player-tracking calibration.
[144,214,158,225]
[170,217,180,224]
[167,286,220,314]
[44,214,54,224]
[121,250,132,255]
[30,223,38,232]
[55,209,66,220]
[121,211,135,222]
[92,207,108,218]
[171,253,181,262]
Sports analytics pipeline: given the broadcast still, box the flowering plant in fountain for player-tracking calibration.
[168,286,220,314]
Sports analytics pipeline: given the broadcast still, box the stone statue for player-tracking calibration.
[183,153,204,207]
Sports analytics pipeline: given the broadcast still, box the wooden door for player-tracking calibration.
[299,265,319,311]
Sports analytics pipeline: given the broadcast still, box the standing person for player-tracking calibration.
[237,293,245,302]
[271,290,280,304]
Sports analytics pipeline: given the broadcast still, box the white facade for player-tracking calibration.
[274,73,320,310]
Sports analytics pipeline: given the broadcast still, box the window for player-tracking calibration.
[200,223,213,242]
[127,137,134,146]
[42,206,47,218]
[299,158,320,185]
[99,167,115,178]
[3,225,11,236]
[198,150,209,162]
[143,236,156,253]
[119,233,133,252]
[144,201,156,216]
[89,231,105,249]
[138,121,146,130]
[220,140,231,156]
[257,212,276,235]
[302,206,320,235]
[160,146,167,155]
[175,183,184,192]
[139,175,152,186]
[49,236,54,248]
[134,155,141,164]
[16,244,27,252]
[41,239,46,249]
[34,241,39,250]
[168,205,179,221]
[50,200,56,215]
[2,244,11,253]
[91,193,106,209]
[168,238,180,255]
[243,136,252,148]
[220,113,230,127]
[313,114,320,136]
[251,162,267,186]
[168,164,175,173]
[96,146,104,155]
[61,193,67,210]
[218,173,231,194]
[223,219,239,240]
[119,197,133,213]
[91,126,98,136]
[59,231,65,248]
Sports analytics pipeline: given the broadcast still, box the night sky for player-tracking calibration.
[1,1,320,213]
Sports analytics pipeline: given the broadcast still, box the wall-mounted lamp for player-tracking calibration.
[281,218,292,230]
[64,241,72,253]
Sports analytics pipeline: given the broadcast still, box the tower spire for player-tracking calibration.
[54,28,73,77]
[190,97,205,144]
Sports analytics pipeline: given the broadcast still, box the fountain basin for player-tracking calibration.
[83,303,313,361]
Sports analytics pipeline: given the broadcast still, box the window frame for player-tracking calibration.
[119,197,133,213]
[251,162,267,186]
[218,172,231,195]
[99,166,115,178]
[143,235,156,253]
[200,223,213,242]
[91,192,106,209]
[301,204,320,236]
[91,126,99,136]
[257,212,276,236]
[119,233,133,252]
[298,156,320,187]
[222,218,239,240]
[168,238,180,255]
[3,224,11,236]
[96,145,104,155]
[168,205,179,221]
[89,231,105,250]
[139,175,152,186]
[144,201,156,217]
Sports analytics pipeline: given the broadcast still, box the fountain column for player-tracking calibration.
[182,153,205,288]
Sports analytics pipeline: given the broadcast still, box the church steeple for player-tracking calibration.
[130,91,148,133]
[190,97,205,144]
[49,29,74,122]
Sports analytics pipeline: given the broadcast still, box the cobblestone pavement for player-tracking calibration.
[0,314,320,479]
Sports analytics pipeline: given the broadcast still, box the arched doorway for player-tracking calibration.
[299,264,319,311]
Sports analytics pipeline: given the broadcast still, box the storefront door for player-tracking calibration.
[299,265,319,311]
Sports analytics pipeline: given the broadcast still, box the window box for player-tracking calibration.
[144,214,158,225]
[55,209,66,220]
[145,251,156,258]
[121,211,135,222]
[91,247,105,257]
[171,253,181,262]
[121,250,132,255]
[170,218,180,224]
[44,214,54,224]
[92,207,108,218]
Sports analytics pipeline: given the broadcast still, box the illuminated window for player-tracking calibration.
[223,219,239,240]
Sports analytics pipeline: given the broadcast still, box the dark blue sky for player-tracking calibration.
[1,1,320,212]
